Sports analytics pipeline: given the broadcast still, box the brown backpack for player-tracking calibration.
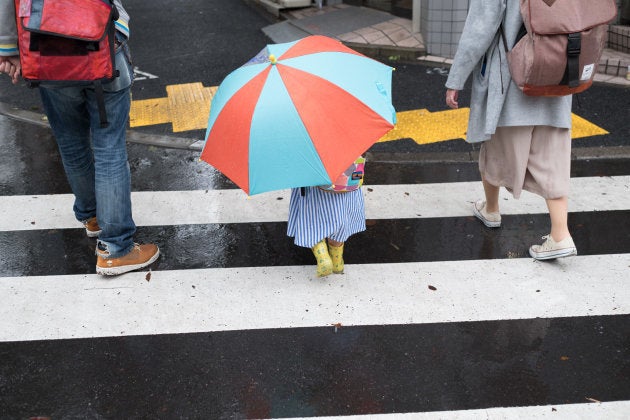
[501,0,617,96]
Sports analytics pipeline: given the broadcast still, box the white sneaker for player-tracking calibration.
[529,235,577,260]
[473,200,501,228]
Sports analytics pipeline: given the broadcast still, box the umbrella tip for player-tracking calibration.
[269,54,277,65]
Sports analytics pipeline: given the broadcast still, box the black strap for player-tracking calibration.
[499,22,527,52]
[94,80,109,128]
[109,0,120,21]
[566,32,581,88]
[496,22,513,94]
[499,23,509,52]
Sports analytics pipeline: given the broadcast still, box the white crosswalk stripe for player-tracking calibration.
[1,175,629,230]
[1,254,628,342]
[287,401,630,419]
[1,160,629,418]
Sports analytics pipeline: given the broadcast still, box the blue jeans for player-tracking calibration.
[39,44,136,258]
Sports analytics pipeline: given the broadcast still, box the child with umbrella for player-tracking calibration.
[287,157,366,277]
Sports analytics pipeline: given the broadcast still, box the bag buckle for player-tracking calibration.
[567,33,581,56]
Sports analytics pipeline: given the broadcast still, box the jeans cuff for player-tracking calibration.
[96,241,133,259]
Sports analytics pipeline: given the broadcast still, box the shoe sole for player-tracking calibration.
[86,229,101,238]
[317,265,333,277]
[96,249,160,276]
[473,206,501,228]
[529,247,577,261]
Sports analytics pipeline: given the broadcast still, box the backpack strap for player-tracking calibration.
[495,22,512,94]
[499,23,509,53]
[565,33,581,88]
[94,80,109,128]
[499,22,527,53]
[95,1,120,129]
[110,0,120,21]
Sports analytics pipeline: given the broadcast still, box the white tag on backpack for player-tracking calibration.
[581,64,595,81]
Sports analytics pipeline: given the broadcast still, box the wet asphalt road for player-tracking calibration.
[1,112,630,417]
[1,0,629,152]
[0,0,629,418]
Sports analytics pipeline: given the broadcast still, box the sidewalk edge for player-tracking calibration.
[0,101,203,151]
[368,145,630,163]
[3,101,629,160]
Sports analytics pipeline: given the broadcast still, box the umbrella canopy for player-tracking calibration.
[200,35,396,195]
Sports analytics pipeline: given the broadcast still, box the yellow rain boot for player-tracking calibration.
[311,240,333,277]
[328,242,344,274]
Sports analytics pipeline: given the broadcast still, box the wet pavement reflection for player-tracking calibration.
[2,210,629,276]
[0,116,71,196]
[0,315,627,417]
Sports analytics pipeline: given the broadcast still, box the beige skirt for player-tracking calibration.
[479,125,571,199]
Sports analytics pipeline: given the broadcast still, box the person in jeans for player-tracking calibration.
[1,0,159,275]
[444,0,577,261]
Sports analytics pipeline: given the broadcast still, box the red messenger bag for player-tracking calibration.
[14,0,120,126]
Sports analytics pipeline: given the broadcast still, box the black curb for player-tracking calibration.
[367,146,630,163]
[0,101,204,151]
[344,42,425,63]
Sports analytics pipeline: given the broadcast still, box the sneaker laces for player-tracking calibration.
[536,235,555,251]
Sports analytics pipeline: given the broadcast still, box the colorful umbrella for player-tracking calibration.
[200,35,396,195]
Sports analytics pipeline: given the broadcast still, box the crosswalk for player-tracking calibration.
[1,117,629,418]
[3,176,630,229]
[1,255,628,342]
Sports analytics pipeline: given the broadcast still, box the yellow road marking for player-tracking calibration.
[571,113,610,138]
[129,83,609,142]
[130,82,217,132]
[379,108,609,143]
[379,108,469,144]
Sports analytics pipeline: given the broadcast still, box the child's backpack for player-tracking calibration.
[14,0,120,126]
[319,157,366,193]
[501,0,617,97]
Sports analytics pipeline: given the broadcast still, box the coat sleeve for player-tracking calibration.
[113,0,130,39]
[0,0,18,56]
[445,0,506,90]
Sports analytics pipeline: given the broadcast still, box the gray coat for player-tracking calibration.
[445,0,572,143]
[0,0,17,54]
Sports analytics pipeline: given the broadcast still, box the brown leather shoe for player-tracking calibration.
[83,216,102,238]
[96,243,160,276]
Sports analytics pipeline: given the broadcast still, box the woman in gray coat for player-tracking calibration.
[445,0,577,260]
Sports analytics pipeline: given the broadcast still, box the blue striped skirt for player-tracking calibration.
[287,187,366,248]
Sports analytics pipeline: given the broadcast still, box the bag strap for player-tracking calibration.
[110,0,120,21]
[94,80,109,128]
[565,33,581,88]
[499,22,527,53]
[499,23,508,53]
